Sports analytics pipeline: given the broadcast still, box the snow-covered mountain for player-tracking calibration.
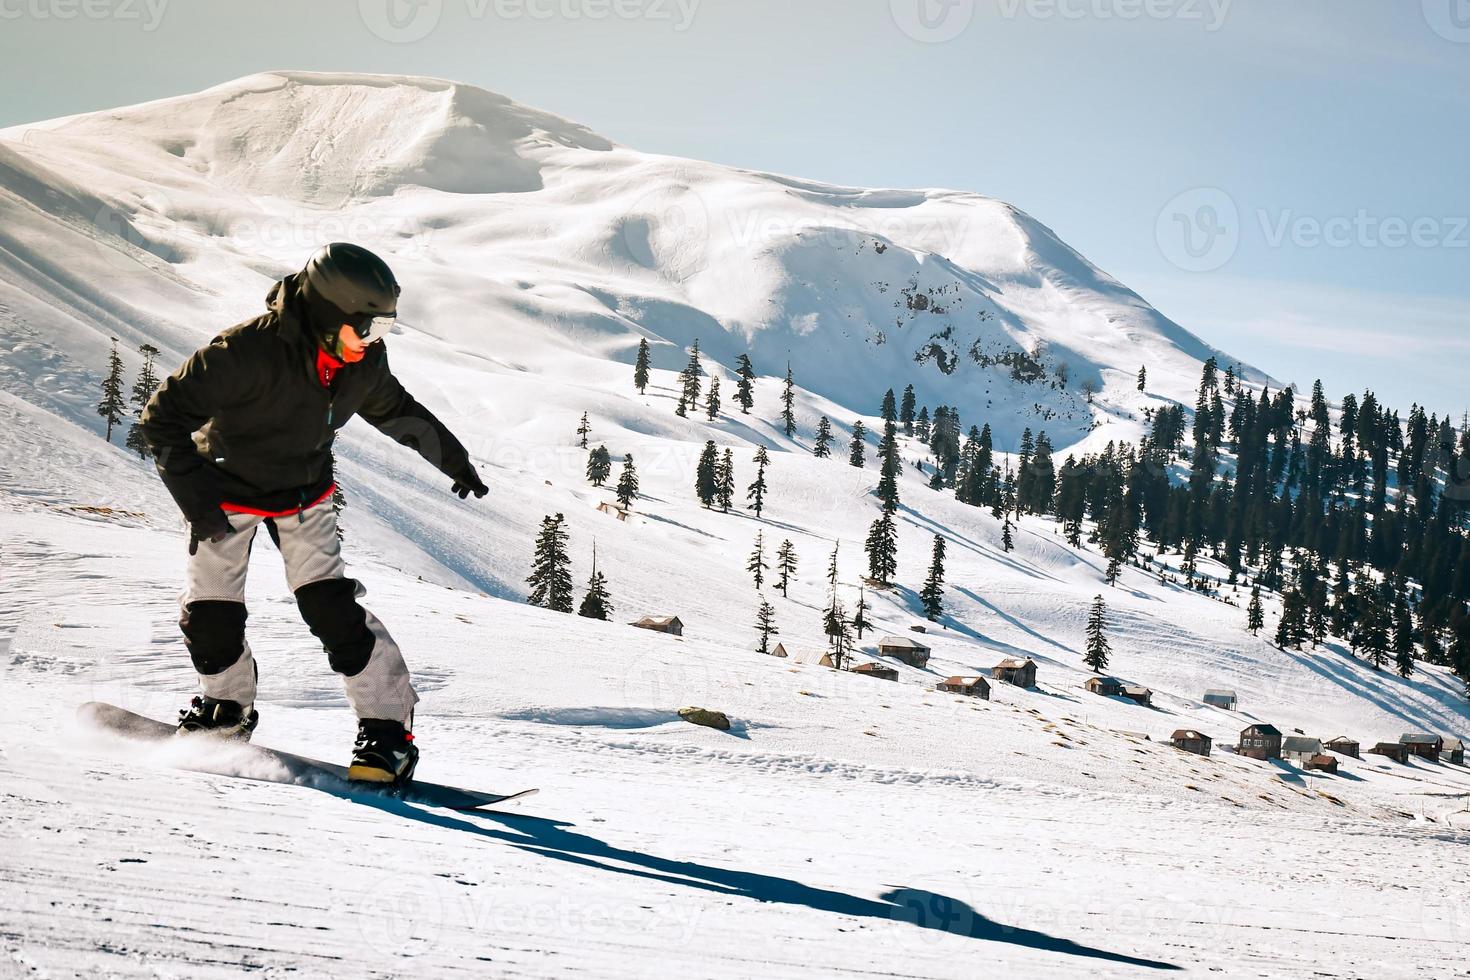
[1,72,1466,978]
[0,70,1254,453]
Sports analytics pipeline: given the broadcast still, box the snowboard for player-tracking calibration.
[77,701,537,812]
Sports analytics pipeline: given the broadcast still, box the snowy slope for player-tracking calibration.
[1,71,1468,978]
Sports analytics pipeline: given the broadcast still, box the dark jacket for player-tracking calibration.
[142,273,471,524]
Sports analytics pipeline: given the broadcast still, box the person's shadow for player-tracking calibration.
[343,792,1179,971]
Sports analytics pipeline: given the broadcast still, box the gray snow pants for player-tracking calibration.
[179,496,418,727]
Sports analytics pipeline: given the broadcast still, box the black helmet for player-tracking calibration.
[300,243,400,347]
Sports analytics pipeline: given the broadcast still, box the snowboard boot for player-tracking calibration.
[176,696,259,740]
[347,718,418,785]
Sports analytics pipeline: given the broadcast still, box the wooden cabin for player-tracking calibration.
[1282,736,1323,763]
[1445,738,1464,766]
[1084,676,1124,697]
[876,635,931,668]
[1323,736,1360,759]
[1369,742,1408,763]
[630,615,684,637]
[1305,754,1338,774]
[991,657,1037,688]
[851,662,898,681]
[936,676,990,699]
[1170,729,1212,757]
[1121,686,1153,707]
[1237,723,1283,760]
[596,501,629,521]
[1203,689,1237,711]
[1399,733,1443,761]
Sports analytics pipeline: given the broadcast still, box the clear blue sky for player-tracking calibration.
[3,0,1465,419]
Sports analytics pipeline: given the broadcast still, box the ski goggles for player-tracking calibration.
[347,313,396,345]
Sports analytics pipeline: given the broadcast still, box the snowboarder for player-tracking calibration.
[141,243,487,785]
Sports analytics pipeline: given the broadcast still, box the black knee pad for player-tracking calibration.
[180,600,248,676]
[294,578,374,677]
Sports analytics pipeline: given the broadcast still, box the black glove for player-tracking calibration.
[450,464,488,500]
[188,508,235,556]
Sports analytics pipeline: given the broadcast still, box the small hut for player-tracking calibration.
[1282,736,1323,764]
[1444,738,1464,766]
[785,647,835,668]
[1323,736,1360,759]
[1399,733,1443,761]
[1171,729,1212,756]
[596,501,629,521]
[1121,685,1153,707]
[1084,677,1124,697]
[851,662,899,681]
[1238,723,1282,760]
[876,635,931,668]
[1368,742,1408,763]
[1203,689,1238,711]
[936,676,990,699]
[991,657,1037,688]
[1305,754,1338,774]
[630,615,684,637]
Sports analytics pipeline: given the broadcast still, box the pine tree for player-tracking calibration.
[715,448,736,512]
[781,363,797,437]
[577,543,612,621]
[705,375,721,421]
[1358,592,1391,670]
[124,342,161,458]
[813,416,834,458]
[679,340,703,413]
[576,412,591,449]
[734,354,756,414]
[1275,589,1307,650]
[586,444,612,486]
[915,406,931,443]
[695,440,719,507]
[616,454,639,508]
[899,385,916,435]
[852,586,871,639]
[754,597,779,654]
[1001,512,1014,552]
[1247,584,1265,635]
[776,538,798,597]
[848,421,867,468]
[1137,365,1147,392]
[920,534,946,621]
[1084,595,1111,672]
[97,337,127,443]
[747,530,769,590]
[880,389,897,425]
[527,514,574,613]
[876,420,901,514]
[1393,587,1416,678]
[633,338,651,394]
[865,512,898,584]
[747,445,770,517]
